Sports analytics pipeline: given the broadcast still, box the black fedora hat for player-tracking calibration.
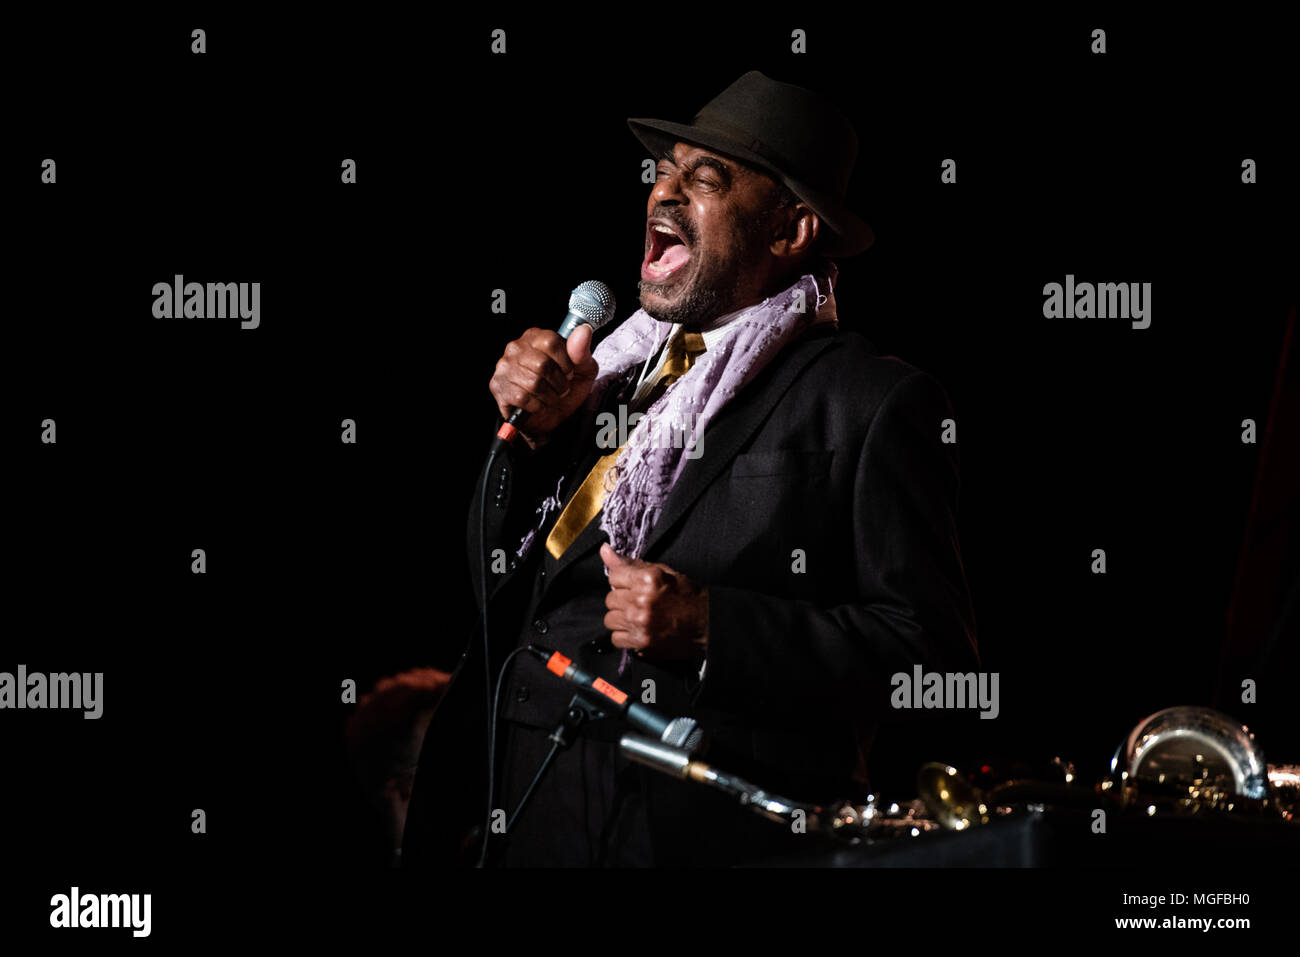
[628,70,873,257]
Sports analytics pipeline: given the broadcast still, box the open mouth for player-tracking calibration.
[641,219,692,281]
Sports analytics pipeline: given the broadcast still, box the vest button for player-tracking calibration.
[533,619,549,634]
[515,685,530,703]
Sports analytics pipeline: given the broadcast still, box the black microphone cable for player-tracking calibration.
[471,280,617,866]
[473,440,540,867]
[478,639,575,866]
[476,637,531,868]
[476,445,506,867]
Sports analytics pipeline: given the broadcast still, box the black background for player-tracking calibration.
[4,10,1296,941]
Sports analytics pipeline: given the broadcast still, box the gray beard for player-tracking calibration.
[638,203,782,327]
[638,277,730,327]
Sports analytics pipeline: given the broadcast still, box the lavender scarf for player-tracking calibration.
[516,268,838,667]
[592,269,836,556]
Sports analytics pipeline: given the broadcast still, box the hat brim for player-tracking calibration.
[628,117,874,257]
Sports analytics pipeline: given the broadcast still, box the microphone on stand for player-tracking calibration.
[526,644,706,754]
[619,733,809,825]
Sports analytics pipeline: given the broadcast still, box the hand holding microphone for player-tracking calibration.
[488,281,615,449]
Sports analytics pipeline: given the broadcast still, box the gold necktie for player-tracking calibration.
[544,329,706,559]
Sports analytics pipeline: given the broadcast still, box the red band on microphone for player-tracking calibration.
[497,422,519,443]
[546,652,572,677]
[592,678,628,705]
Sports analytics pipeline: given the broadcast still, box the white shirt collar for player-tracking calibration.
[666,307,745,354]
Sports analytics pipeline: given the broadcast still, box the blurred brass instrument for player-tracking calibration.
[623,705,1296,847]
[918,705,1299,829]
[917,756,1088,830]
[814,794,942,842]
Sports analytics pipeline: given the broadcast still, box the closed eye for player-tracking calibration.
[682,159,729,190]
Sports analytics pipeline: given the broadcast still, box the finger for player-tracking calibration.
[605,588,630,612]
[604,608,629,633]
[520,347,574,398]
[608,628,647,652]
[606,561,652,590]
[613,562,668,592]
[523,329,575,377]
[490,375,548,421]
[567,323,597,376]
[600,543,628,569]
[502,351,569,403]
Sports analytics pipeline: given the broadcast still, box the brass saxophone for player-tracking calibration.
[918,706,1299,829]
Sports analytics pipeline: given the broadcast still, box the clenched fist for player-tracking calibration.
[489,324,599,448]
[600,543,709,661]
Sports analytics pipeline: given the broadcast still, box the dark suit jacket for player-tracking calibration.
[404,322,979,866]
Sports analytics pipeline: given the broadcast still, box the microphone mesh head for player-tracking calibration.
[662,717,705,754]
[568,280,617,330]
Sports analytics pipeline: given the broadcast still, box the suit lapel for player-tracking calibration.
[541,328,838,587]
[640,330,836,558]
[543,509,609,582]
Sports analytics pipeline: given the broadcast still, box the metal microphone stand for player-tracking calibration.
[619,732,908,844]
[506,691,616,832]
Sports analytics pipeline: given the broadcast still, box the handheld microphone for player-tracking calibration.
[526,644,706,753]
[494,280,617,447]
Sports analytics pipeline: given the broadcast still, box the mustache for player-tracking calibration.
[649,205,697,246]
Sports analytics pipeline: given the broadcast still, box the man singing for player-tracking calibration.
[405,71,979,867]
